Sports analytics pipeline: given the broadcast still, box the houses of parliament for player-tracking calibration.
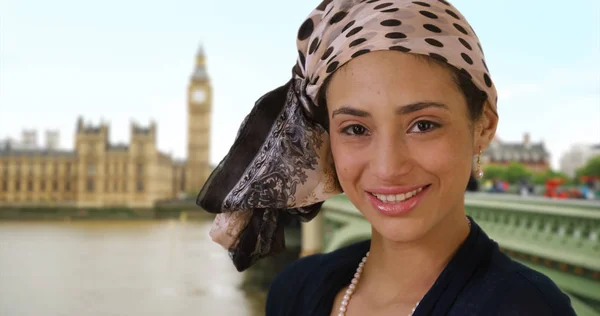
[0,46,212,208]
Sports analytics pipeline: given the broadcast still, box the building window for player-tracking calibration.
[87,164,96,176]
[40,163,46,175]
[15,181,20,191]
[136,163,143,176]
[53,163,59,176]
[136,180,144,192]
[65,181,71,192]
[1,181,7,192]
[113,181,118,191]
[86,179,94,192]
[52,181,58,192]
[65,163,71,175]
[27,180,33,191]
[40,181,46,191]
[16,162,21,176]
[122,180,127,192]
[28,164,33,176]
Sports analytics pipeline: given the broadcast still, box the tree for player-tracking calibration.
[482,165,506,181]
[577,155,600,178]
[504,162,532,184]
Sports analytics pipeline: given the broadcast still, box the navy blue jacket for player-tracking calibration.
[266,218,576,315]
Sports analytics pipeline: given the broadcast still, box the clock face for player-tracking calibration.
[192,89,207,103]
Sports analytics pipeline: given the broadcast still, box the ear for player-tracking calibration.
[473,101,498,153]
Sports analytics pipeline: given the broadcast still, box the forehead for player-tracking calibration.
[326,51,460,105]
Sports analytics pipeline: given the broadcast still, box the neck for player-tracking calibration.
[359,209,471,306]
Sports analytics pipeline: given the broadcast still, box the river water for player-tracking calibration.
[0,220,266,316]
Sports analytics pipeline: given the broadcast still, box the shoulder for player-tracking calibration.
[265,240,369,316]
[478,251,576,315]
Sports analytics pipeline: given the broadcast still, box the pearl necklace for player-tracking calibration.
[337,251,420,316]
[338,218,471,316]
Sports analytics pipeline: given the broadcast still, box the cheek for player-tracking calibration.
[409,129,473,182]
[330,134,364,188]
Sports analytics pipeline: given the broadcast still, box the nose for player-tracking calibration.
[370,136,413,182]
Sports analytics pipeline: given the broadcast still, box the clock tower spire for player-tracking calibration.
[186,43,212,195]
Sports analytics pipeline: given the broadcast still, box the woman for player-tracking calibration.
[196,0,576,315]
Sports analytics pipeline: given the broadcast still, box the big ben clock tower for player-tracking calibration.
[186,44,212,194]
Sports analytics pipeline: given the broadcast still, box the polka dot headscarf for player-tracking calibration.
[294,0,497,117]
[197,0,498,272]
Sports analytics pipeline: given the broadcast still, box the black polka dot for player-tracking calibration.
[458,38,472,50]
[321,47,334,60]
[373,3,393,9]
[459,68,472,80]
[482,59,489,71]
[309,38,320,55]
[311,76,320,85]
[346,26,363,37]
[329,11,348,24]
[381,8,399,12]
[412,1,431,7]
[439,0,450,5]
[425,38,444,47]
[366,0,379,3]
[419,10,438,19]
[453,23,469,35]
[342,20,356,33]
[298,50,306,66]
[461,53,473,65]
[298,19,314,41]
[381,19,402,26]
[389,45,411,52]
[385,32,407,39]
[351,49,371,58]
[429,53,448,63]
[445,9,460,19]
[483,73,492,87]
[349,38,367,47]
[424,24,442,33]
[327,61,340,73]
[316,0,333,11]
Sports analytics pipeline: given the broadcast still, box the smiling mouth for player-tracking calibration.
[368,184,431,203]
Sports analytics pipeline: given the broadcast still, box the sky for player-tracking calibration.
[1,0,599,170]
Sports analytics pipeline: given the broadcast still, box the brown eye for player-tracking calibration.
[352,125,366,135]
[341,124,369,136]
[409,120,441,133]
[417,121,434,132]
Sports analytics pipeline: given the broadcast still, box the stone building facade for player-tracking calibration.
[0,46,212,208]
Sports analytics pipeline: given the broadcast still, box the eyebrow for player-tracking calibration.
[331,102,449,118]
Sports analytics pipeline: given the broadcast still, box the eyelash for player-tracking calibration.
[340,120,442,136]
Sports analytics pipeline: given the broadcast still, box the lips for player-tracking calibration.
[366,184,431,216]
[370,184,430,203]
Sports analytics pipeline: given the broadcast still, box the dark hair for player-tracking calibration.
[315,54,488,129]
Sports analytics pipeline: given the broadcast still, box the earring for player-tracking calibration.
[475,147,484,179]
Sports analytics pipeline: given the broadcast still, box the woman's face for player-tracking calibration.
[326,51,495,242]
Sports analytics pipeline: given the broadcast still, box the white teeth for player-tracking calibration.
[373,186,425,203]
